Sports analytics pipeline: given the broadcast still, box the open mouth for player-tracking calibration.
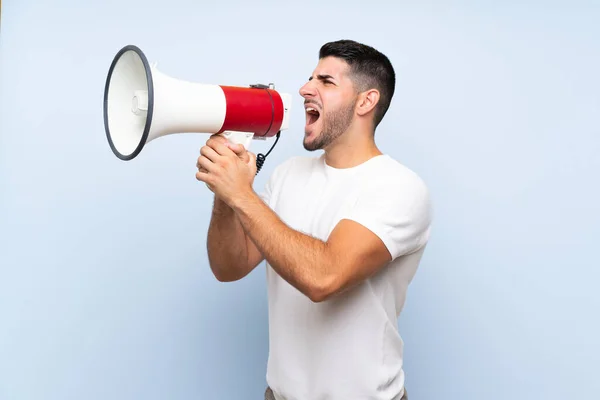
[305,106,320,125]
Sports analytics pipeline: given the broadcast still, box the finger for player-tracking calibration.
[226,143,251,163]
[196,156,207,172]
[196,155,217,173]
[195,169,212,184]
[196,171,215,193]
[209,133,228,143]
[207,137,234,156]
[200,145,221,163]
[247,152,258,175]
[247,151,257,166]
[227,142,246,154]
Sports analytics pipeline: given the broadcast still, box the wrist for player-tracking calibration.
[228,186,259,213]
[212,195,232,215]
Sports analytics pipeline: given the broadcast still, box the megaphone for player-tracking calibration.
[103,45,292,172]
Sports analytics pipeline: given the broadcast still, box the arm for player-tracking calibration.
[206,195,265,282]
[196,139,429,294]
[229,190,393,302]
[199,135,265,282]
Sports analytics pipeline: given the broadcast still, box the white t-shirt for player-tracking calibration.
[259,153,432,400]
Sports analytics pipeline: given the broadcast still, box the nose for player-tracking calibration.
[299,80,316,98]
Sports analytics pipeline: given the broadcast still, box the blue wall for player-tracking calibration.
[1,1,599,399]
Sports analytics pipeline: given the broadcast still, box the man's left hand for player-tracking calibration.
[195,136,256,206]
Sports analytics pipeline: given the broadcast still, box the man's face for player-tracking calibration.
[299,56,358,151]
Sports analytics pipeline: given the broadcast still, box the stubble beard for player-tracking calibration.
[303,100,356,152]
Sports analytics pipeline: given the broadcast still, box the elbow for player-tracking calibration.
[307,290,330,303]
[213,272,240,283]
[305,276,339,303]
[210,263,244,283]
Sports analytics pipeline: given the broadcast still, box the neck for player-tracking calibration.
[323,125,383,169]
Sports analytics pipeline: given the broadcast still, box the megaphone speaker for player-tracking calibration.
[103,45,292,172]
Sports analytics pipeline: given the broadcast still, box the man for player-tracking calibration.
[195,39,432,400]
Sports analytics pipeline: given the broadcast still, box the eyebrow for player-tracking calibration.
[308,74,336,82]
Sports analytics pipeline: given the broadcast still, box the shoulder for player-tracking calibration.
[348,156,433,258]
[364,155,430,204]
[352,155,433,238]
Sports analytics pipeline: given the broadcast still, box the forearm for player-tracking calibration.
[230,190,336,301]
[206,195,250,281]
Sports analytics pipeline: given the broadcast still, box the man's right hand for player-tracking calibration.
[226,142,257,177]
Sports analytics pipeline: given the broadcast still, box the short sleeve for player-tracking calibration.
[341,177,432,260]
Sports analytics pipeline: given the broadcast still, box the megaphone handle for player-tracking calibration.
[221,131,254,150]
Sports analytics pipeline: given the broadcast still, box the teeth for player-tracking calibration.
[306,107,316,112]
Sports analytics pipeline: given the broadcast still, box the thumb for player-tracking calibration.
[226,142,245,153]
[248,152,258,172]
[226,142,250,162]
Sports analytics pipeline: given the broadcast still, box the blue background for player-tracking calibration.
[1,1,599,399]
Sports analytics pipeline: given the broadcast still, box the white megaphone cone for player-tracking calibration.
[103,45,292,172]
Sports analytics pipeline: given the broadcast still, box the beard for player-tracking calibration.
[303,99,356,151]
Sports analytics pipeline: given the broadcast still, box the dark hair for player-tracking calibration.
[319,39,396,128]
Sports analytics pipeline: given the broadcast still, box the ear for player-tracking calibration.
[355,89,380,117]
